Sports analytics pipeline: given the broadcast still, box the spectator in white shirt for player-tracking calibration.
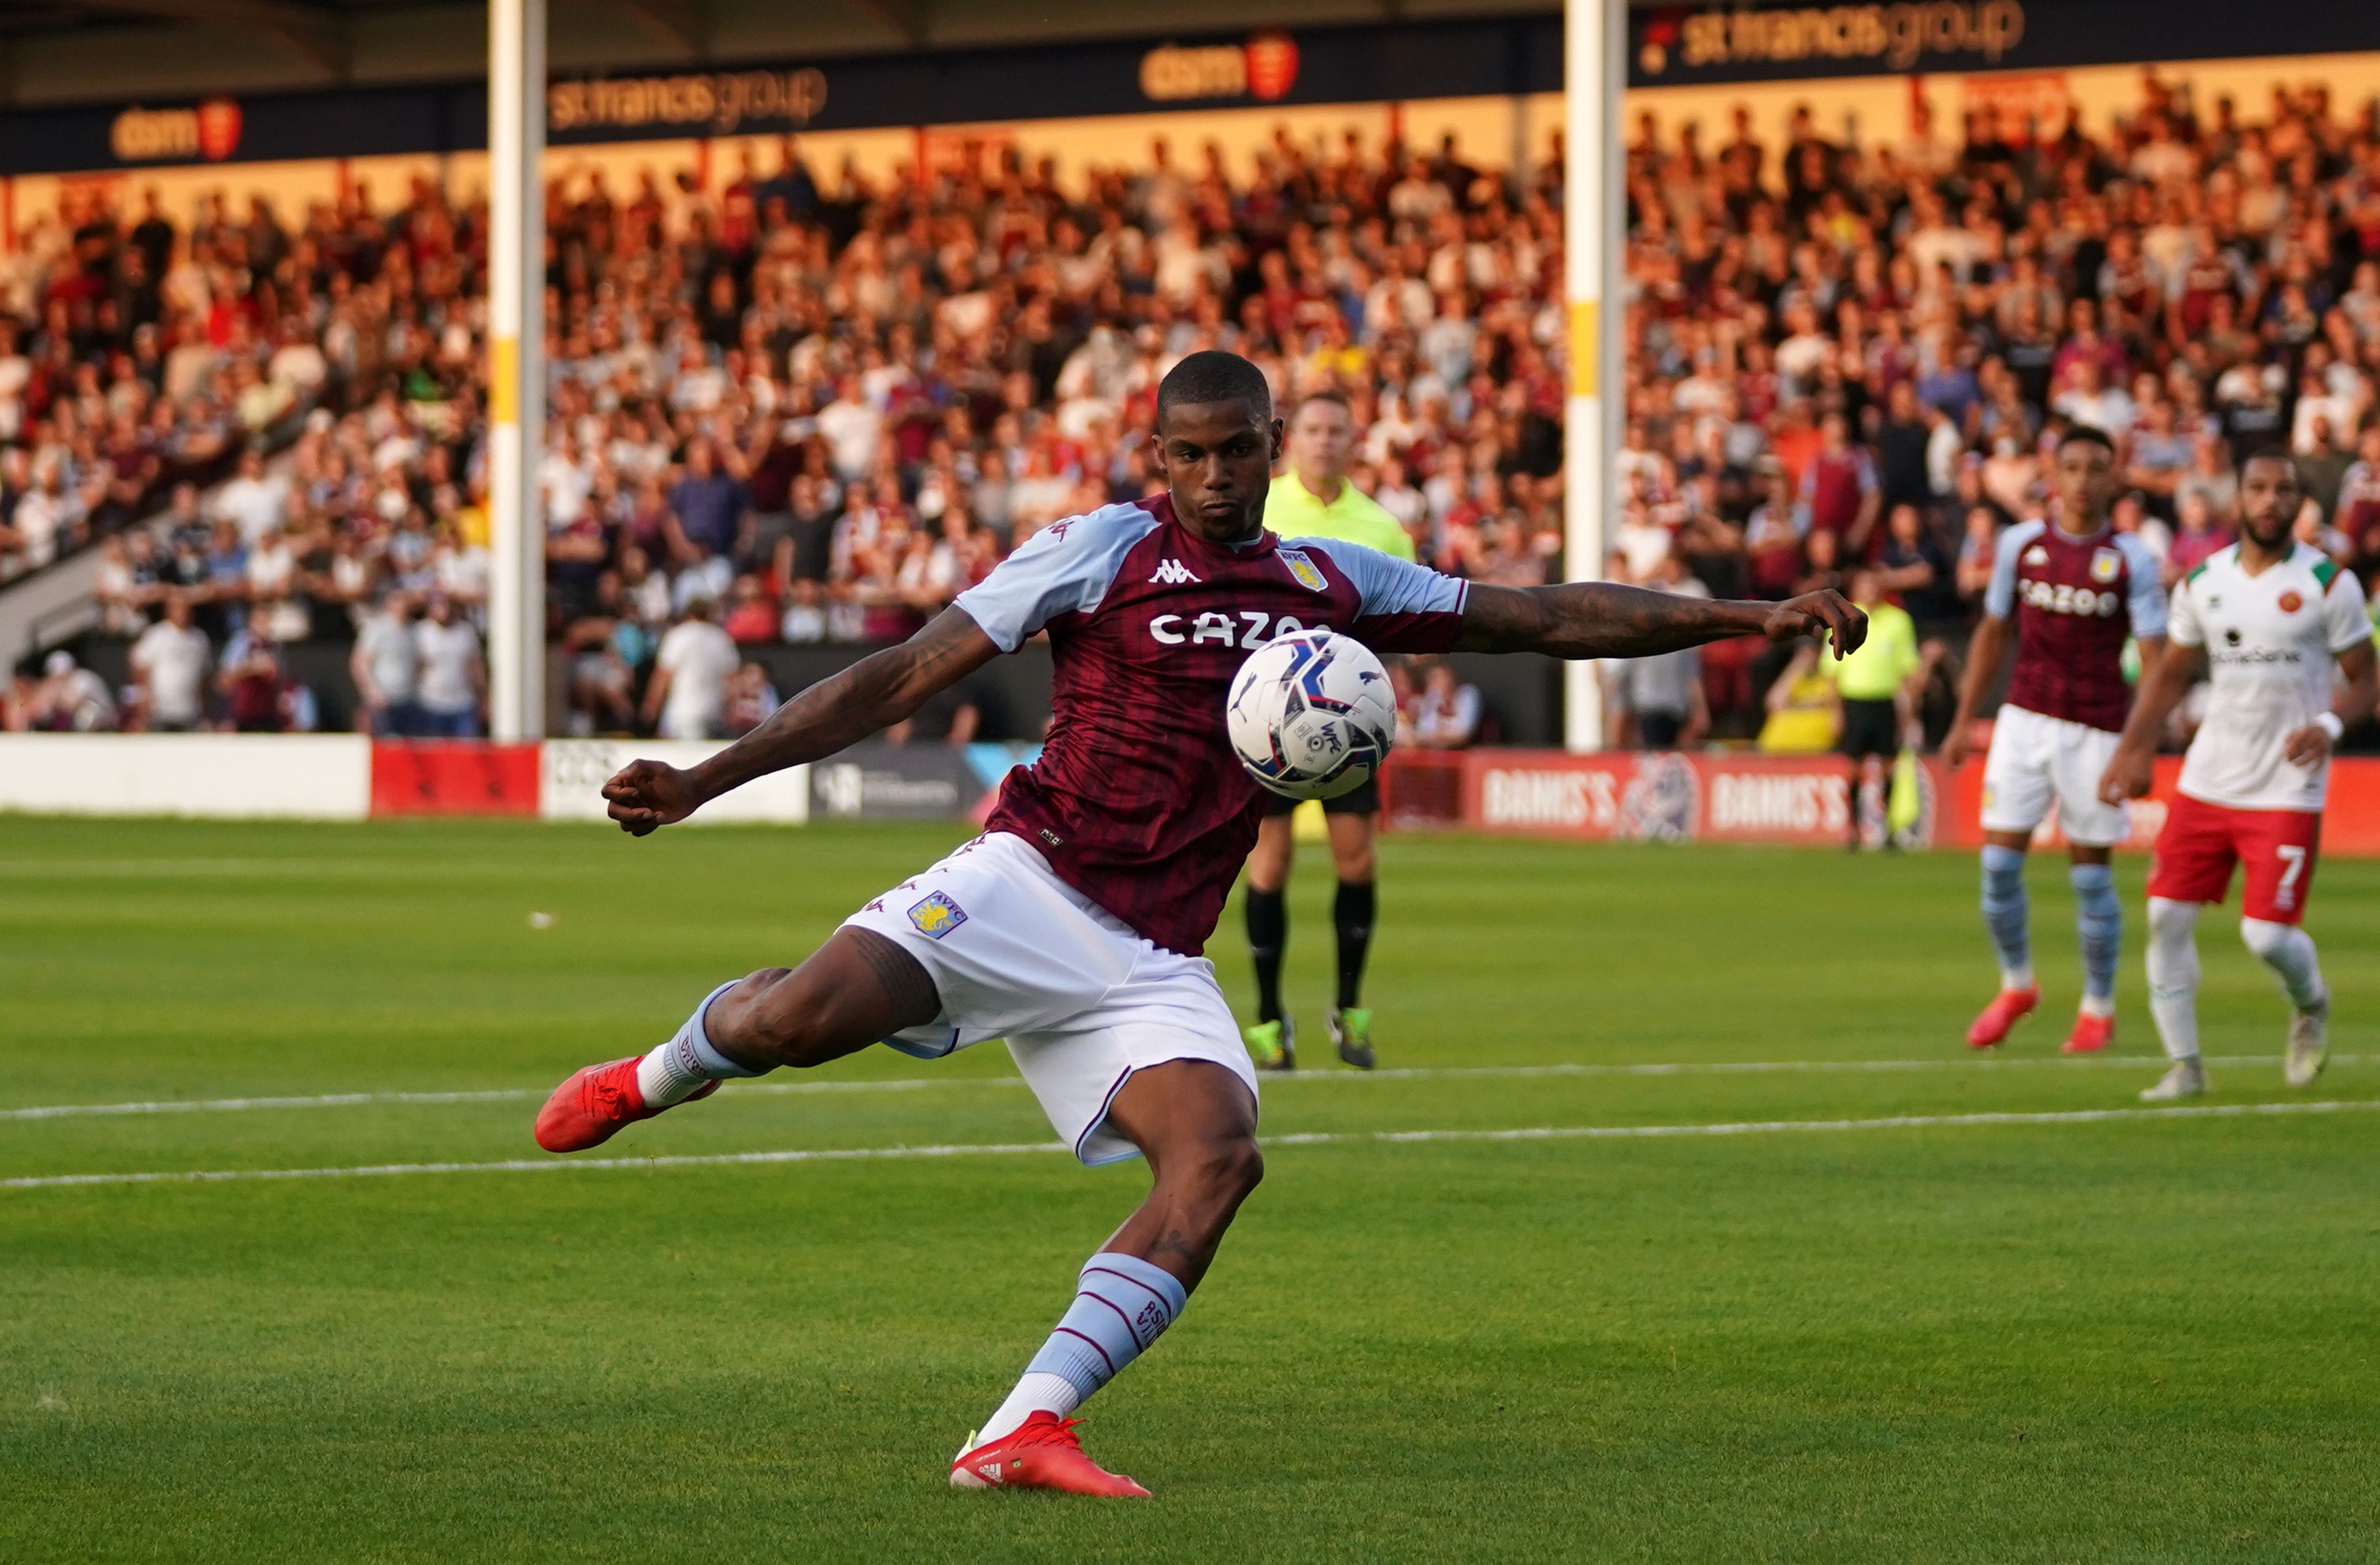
[814,377,883,483]
[1410,663,1482,748]
[352,590,420,736]
[645,599,740,740]
[12,464,82,569]
[540,432,594,528]
[2052,359,2137,440]
[213,446,289,546]
[36,649,117,731]
[411,592,485,738]
[130,595,211,731]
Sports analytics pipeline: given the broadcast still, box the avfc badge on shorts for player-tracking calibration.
[907,891,968,939]
[2091,546,2123,583]
[1279,548,1328,593]
[2277,589,2305,614]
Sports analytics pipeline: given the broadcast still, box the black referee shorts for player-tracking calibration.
[1262,776,1383,817]
[1838,696,1901,759]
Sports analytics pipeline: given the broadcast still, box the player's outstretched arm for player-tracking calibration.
[602,607,1001,834]
[2097,639,2207,804]
[1452,581,1867,661]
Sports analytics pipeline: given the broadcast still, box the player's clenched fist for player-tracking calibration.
[1764,590,1867,657]
[602,759,701,834]
[2281,720,2339,768]
[2096,743,2156,805]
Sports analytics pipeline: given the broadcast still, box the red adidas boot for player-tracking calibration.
[1966,985,2040,1049]
[949,1413,1150,1498]
[534,1057,717,1153]
[2062,1012,2116,1055]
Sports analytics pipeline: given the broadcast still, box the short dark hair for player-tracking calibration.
[1294,389,1351,418]
[2057,424,2116,456]
[2241,443,2300,474]
[1157,350,1272,426]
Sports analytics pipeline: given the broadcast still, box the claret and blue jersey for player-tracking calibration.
[952,493,1469,957]
[1984,518,2168,733]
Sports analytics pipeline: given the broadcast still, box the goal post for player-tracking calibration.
[488,0,547,743]
[1563,0,1627,753]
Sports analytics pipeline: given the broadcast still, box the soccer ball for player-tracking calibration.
[1226,630,1398,800]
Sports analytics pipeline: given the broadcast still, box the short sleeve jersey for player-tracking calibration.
[1825,601,1920,701]
[2167,542,2369,812]
[1985,519,2166,732]
[955,493,1468,955]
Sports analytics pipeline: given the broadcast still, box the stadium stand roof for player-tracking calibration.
[0,0,1563,109]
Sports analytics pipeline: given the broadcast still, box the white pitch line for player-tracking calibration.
[0,1089,537,1121]
[0,1053,2357,1124]
[5,1099,2373,1192]
[0,1078,967,1121]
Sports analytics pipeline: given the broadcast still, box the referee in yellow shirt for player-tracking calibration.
[1241,390,1417,1073]
[1825,565,1924,850]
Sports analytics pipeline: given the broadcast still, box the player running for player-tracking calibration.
[536,352,1865,1498]
[1941,426,2166,1054]
[2098,450,2377,1100]
[1240,389,1417,1072]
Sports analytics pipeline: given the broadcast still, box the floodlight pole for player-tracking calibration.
[488,0,547,742]
[1562,0,1625,753]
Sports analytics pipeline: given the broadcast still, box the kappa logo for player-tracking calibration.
[1279,548,1328,592]
[907,891,968,938]
[2022,544,2051,567]
[1148,558,1201,585]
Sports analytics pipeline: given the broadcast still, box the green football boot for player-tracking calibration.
[1328,1008,1376,1070]
[1243,1017,1296,1072]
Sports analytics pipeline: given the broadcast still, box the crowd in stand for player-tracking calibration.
[7,69,2380,741]
[1613,76,2380,744]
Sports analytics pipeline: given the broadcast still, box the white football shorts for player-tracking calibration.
[1979,703,2128,846]
[840,831,1258,1166]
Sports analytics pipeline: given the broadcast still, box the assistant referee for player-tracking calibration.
[1239,390,1415,1072]
[1825,565,1922,850]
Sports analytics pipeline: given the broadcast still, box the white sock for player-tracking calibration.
[2079,992,2115,1019]
[2145,897,2201,1062]
[634,980,755,1106]
[977,1372,1083,1445]
[2240,918,2327,1012]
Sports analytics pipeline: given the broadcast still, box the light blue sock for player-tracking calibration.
[2071,863,2121,1010]
[1981,845,2033,990]
[976,1252,1188,1444]
[636,980,765,1106]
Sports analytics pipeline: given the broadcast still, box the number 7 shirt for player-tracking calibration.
[2167,541,2370,813]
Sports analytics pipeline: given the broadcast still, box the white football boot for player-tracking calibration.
[2139,1057,2207,1102]
[2284,994,2330,1088]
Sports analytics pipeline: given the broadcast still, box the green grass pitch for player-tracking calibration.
[3,816,2376,1563]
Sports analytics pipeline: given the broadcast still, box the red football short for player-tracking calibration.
[2146,793,2323,924]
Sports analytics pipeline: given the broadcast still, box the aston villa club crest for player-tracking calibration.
[2090,547,2123,583]
[906,891,968,938]
[1279,548,1327,593]
[2277,589,2305,614]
